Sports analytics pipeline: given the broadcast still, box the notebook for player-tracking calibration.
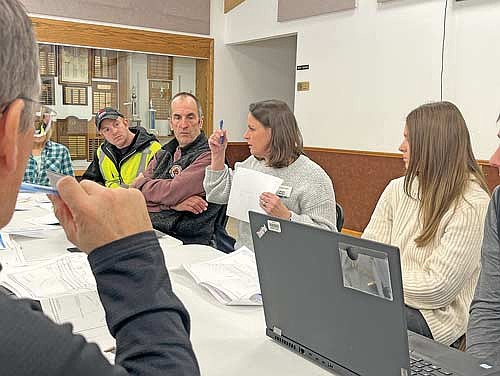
[249,211,500,376]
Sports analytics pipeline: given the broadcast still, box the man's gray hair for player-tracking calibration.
[170,92,203,119]
[0,0,40,132]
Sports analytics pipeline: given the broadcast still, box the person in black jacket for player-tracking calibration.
[82,108,162,188]
[0,1,200,375]
[131,93,233,248]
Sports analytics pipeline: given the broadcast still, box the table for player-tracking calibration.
[7,205,334,376]
[165,244,333,375]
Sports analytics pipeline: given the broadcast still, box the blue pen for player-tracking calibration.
[20,182,58,195]
[219,120,224,144]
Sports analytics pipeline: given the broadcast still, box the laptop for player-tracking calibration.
[249,211,500,376]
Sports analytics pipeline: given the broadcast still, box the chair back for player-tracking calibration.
[211,204,236,253]
[336,202,344,232]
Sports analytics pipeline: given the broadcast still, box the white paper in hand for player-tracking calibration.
[226,168,283,223]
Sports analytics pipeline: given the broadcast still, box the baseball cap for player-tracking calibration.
[95,107,124,130]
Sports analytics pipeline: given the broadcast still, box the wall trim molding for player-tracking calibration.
[228,142,492,165]
[31,17,213,58]
[304,146,401,159]
[228,143,406,159]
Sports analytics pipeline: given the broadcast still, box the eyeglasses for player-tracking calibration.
[34,105,57,137]
[0,96,40,120]
[0,97,58,138]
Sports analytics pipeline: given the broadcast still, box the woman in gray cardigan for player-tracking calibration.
[203,99,337,251]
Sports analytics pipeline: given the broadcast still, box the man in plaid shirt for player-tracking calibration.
[23,119,74,186]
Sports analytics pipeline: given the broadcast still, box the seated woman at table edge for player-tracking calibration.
[203,99,337,251]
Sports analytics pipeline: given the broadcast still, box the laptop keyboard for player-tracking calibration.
[410,355,454,376]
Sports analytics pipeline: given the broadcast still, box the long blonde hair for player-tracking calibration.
[404,101,489,247]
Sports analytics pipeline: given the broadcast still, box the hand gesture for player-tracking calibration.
[208,128,227,170]
[50,177,152,254]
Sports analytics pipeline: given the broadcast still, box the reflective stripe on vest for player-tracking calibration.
[137,146,152,174]
[98,145,154,187]
[98,147,121,186]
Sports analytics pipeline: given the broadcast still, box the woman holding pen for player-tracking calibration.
[204,99,337,251]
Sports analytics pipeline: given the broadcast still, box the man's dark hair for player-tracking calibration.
[170,92,203,118]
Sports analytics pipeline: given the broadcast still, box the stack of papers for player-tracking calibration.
[1,254,114,350]
[183,247,262,306]
[0,232,26,267]
[2,223,61,238]
[27,212,59,226]
[15,192,52,211]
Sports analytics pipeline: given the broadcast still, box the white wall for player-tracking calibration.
[173,57,196,95]
[211,0,297,141]
[446,0,500,159]
[130,53,149,127]
[217,0,500,159]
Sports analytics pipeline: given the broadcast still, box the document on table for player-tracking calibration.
[1,254,114,350]
[0,232,26,267]
[40,291,114,351]
[15,192,52,211]
[183,246,262,306]
[158,235,183,249]
[1,253,96,298]
[2,223,61,238]
[27,212,60,225]
[226,167,283,223]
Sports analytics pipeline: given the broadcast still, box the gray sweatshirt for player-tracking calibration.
[467,186,500,365]
[203,154,337,250]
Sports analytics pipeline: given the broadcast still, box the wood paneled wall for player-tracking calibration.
[224,0,246,13]
[196,50,214,137]
[31,18,212,59]
[226,143,500,234]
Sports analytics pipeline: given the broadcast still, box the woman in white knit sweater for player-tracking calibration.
[203,100,336,251]
[363,101,490,346]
